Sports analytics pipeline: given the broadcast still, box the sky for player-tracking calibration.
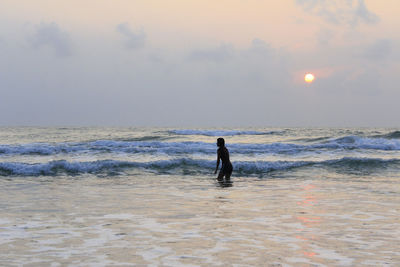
[0,0,399,127]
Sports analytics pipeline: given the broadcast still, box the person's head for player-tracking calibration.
[217,138,225,147]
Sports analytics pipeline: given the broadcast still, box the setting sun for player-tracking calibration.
[305,73,315,83]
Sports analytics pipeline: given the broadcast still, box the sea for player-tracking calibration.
[0,127,399,266]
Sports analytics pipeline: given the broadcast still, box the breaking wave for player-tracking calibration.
[1,157,398,177]
[371,131,400,139]
[317,136,400,150]
[1,135,400,157]
[0,136,400,156]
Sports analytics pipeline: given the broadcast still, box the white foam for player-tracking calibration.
[316,136,400,150]
[0,156,398,177]
[1,135,400,160]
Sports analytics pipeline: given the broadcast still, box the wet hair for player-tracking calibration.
[217,138,225,147]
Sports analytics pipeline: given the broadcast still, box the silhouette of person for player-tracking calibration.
[214,138,233,182]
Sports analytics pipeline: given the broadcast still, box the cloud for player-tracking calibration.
[28,22,72,57]
[116,23,146,50]
[188,44,234,62]
[313,66,380,95]
[296,0,379,26]
[185,39,289,97]
[316,28,335,45]
[354,0,380,25]
[1,15,398,127]
[363,39,392,61]
[247,38,271,55]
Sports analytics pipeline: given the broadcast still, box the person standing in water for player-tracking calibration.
[214,138,233,181]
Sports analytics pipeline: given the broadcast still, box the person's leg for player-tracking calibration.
[217,170,224,181]
[225,164,232,180]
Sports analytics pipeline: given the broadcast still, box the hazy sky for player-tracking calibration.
[0,0,399,127]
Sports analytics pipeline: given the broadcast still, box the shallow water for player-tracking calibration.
[0,127,399,266]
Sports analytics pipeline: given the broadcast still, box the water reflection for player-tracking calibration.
[295,183,321,259]
[216,177,233,188]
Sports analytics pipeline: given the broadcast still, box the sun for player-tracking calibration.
[305,73,315,83]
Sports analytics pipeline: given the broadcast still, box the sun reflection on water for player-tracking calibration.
[295,183,323,259]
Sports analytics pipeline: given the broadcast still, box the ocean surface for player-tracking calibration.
[0,127,399,266]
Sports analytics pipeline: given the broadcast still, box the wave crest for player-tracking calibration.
[1,157,398,177]
[371,131,400,139]
[2,135,400,157]
[319,136,400,150]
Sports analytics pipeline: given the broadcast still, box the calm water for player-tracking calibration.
[0,127,399,266]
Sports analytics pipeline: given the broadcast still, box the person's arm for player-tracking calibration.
[214,150,220,174]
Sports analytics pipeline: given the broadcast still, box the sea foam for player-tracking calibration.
[1,136,400,157]
[1,157,398,177]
